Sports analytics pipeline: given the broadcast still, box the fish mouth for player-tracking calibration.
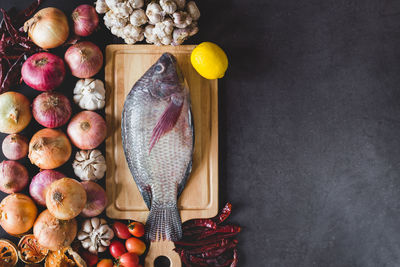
[160,52,177,64]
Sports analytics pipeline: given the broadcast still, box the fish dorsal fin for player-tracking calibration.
[149,94,183,152]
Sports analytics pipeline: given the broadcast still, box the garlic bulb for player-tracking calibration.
[95,0,110,14]
[186,1,200,20]
[73,150,107,181]
[146,2,163,24]
[73,79,106,111]
[160,0,177,14]
[130,9,148,27]
[77,218,114,254]
[172,11,192,28]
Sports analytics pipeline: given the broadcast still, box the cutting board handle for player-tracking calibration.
[145,240,181,267]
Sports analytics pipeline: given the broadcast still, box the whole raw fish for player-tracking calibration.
[121,53,194,241]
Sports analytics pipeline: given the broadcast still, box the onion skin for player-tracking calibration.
[32,92,72,128]
[29,170,65,206]
[0,194,38,235]
[80,181,107,217]
[22,52,66,92]
[33,209,77,251]
[72,5,99,37]
[64,41,103,78]
[0,161,29,194]
[28,128,72,169]
[0,92,32,134]
[24,7,69,49]
[67,111,106,149]
[46,178,87,220]
[2,134,28,160]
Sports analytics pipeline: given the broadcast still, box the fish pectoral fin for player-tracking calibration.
[149,94,184,152]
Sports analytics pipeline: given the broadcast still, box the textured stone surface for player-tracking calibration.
[2,0,400,266]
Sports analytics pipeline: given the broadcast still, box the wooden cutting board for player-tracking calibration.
[104,45,219,266]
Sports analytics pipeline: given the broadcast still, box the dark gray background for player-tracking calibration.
[1,0,400,266]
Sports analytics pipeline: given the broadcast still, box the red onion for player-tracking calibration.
[2,134,28,160]
[72,5,99,37]
[29,170,65,206]
[64,41,103,78]
[0,161,29,194]
[80,181,107,217]
[32,92,72,128]
[67,111,106,149]
[21,52,66,91]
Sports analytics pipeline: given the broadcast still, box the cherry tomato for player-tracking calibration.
[81,250,99,266]
[127,222,145,238]
[112,221,132,239]
[125,237,146,256]
[97,259,113,267]
[119,252,139,267]
[109,240,126,258]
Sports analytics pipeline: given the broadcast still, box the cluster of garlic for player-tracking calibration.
[95,0,200,45]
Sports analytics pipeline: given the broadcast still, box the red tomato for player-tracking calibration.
[125,237,146,256]
[113,221,132,239]
[109,240,127,258]
[97,259,113,267]
[119,252,139,267]
[81,250,99,266]
[128,222,145,238]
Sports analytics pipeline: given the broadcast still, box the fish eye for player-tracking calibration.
[154,63,165,73]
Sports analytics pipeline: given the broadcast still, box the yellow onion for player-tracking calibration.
[28,128,72,169]
[46,178,87,220]
[0,92,31,134]
[0,194,38,236]
[33,209,77,251]
[24,8,69,49]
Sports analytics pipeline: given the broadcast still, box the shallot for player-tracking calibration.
[2,134,28,160]
[81,181,107,217]
[72,5,99,37]
[67,111,107,149]
[0,161,29,194]
[64,41,103,78]
[29,170,65,206]
[32,92,72,128]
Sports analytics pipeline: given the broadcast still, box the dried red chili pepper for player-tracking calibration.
[1,53,24,93]
[183,219,217,230]
[199,225,241,239]
[178,239,232,254]
[214,203,232,224]
[180,250,192,267]
[0,9,18,41]
[196,239,237,259]
[15,0,42,28]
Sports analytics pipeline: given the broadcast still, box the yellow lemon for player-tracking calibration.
[190,42,228,79]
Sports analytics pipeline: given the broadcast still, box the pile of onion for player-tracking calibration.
[2,134,28,160]
[67,111,107,149]
[46,178,87,220]
[33,209,77,251]
[0,194,38,235]
[24,7,69,49]
[29,170,65,206]
[0,92,32,134]
[81,181,107,217]
[0,161,29,194]
[72,5,99,37]
[32,92,72,128]
[64,41,103,78]
[28,128,72,169]
[21,52,66,92]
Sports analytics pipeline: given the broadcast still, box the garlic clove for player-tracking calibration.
[91,217,101,229]
[77,231,90,240]
[82,219,93,233]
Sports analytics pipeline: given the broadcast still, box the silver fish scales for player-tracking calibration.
[121,53,194,241]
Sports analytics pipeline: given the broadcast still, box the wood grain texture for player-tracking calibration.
[104,45,218,266]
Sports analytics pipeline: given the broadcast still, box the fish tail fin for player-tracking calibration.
[146,202,182,241]
[149,95,184,152]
